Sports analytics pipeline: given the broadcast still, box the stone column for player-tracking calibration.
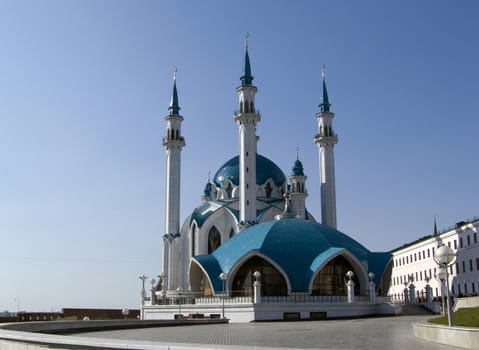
[347,280,355,303]
[369,281,376,303]
[409,283,416,304]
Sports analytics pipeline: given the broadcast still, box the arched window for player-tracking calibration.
[232,256,287,297]
[208,226,221,254]
[250,101,254,113]
[225,182,233,199]
[311,255,360,296]
[191,225,196,256]
[264,182,272,198]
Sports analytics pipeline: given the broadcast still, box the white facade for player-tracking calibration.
[388,218,479,300]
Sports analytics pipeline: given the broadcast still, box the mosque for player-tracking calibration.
[143,40,394,321]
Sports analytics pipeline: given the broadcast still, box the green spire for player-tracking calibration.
[433,216,438,236]
[319,64,331,112]
[169,69,180,115]
[240,34,254,86]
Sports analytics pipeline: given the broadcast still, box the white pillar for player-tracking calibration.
[369,281,376,303]
[409,283,416,304]
[347,280,355,303]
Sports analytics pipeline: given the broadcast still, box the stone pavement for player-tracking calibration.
[79,315,465,349]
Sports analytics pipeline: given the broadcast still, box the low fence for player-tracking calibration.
[153,294,382,306]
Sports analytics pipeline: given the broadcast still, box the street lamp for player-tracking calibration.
[434,267,446,316]
[219,272,228,319]
[176,287,183,316]
[433,245,456,327]
[139,274,148,320]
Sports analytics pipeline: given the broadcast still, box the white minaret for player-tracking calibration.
[289,150,308,220]
[234,36,260,228]
[314,65,338,229]
[162,71,185,292]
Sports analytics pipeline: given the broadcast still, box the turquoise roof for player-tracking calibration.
[193,218,391,293]
[169,73,180,115]
[292,159,305,176]
[213,154,286,188]
[240,45,254,86]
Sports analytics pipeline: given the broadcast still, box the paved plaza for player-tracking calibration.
[79,315,464,349]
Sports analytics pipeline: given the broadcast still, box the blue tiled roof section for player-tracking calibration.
[367,252,392,284]
[213,154,286,187]
[193,218,389,293]
[192,255,223,292]
[212,221,276,273]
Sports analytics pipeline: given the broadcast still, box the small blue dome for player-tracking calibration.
[292,159,305,176]
[213,154,286,188]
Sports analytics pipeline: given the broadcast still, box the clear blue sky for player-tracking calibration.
[1,0,478,312]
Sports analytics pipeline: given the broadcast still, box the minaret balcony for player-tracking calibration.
[314,134,338,145]
[234,109,260,117]
[162,137,186,148]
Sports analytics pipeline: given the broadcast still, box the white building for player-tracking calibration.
[388,218,479,301]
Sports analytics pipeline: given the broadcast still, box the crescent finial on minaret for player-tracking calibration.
[296,147,300,160]
[322,64,326,81]
[245,32,249,50]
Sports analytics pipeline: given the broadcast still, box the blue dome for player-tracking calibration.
[292,159,305,176]
[193,218,391,293]
[213,154,286,188]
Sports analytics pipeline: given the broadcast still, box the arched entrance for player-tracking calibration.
[311,255,360,296]
[232,256,287,297]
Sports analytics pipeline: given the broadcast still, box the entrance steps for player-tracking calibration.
[401,304,434,315]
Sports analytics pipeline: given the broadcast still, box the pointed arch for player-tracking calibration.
[308,249,368,296]
[228,251,291,296]
[231,255,288,296]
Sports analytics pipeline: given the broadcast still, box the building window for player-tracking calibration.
[432,247,435,256]
[429,269,432,278]
[455,263,459,275]
[470,259,473,272]
[420,271,423,280]
[406,256,409,264]
[458,284,462,295]
[418,253,421,261]
[427,248,430,258]
[474,232,477,244]
[467,235,471,246]
[454,240,457,249]
[460,237,463,248]
[452,285,455,295]
[423,251,425,259]
[473,283,476,294]
[476,258,479,270]
[464,283,468,294]
[462,261,466,273]
[435,287,438,297]
[448,241,451,248]
[208,226,221,254]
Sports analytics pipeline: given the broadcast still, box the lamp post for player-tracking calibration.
[176,287,183,316]
[346,271,355,303]
[435,267,446,316]
[433,245,456,327]
[253,271,261,303]
[219,272,228,319]
[139,274,148,320]
[368,272,376,303]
